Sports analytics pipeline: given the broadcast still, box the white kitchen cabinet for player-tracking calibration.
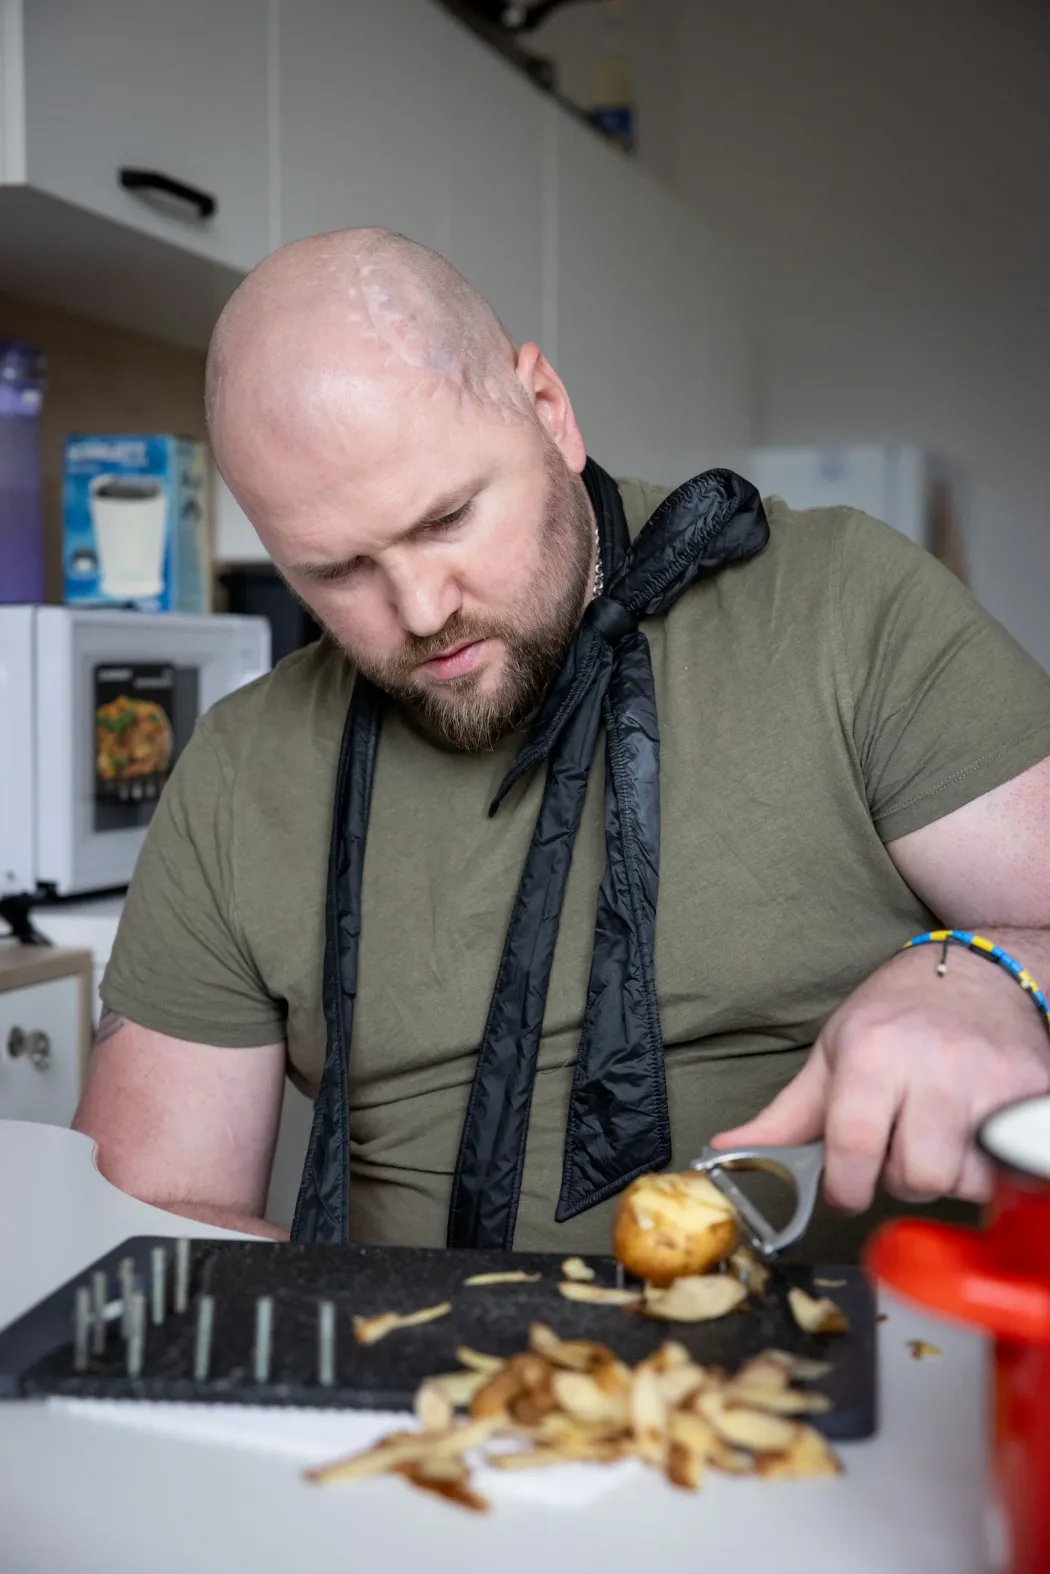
[551,109,754,482]
[0,949,92,1127]
[441,18,546,349]
[2,0,271,272]
[278,0,547,351]
[278,0,452,255]
[278,0,753,483]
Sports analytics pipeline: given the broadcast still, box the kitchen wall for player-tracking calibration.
[535,0,1050,670]
[0,294,206,600]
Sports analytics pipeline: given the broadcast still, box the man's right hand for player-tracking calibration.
[72,1013,290,1240]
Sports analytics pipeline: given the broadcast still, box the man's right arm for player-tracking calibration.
[73,1013,290,1241]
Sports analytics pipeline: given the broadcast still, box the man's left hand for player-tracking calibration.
[712,943,1050,1212]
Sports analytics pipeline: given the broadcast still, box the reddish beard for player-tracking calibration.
[353,453,594,752]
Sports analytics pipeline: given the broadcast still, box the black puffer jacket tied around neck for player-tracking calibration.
[291,461,770,1248]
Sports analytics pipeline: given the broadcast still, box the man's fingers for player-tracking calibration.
[711,1051,828,1150]
[954,1148,995,1205]
[883,1090,971,1203]
[823,1064,902,1214]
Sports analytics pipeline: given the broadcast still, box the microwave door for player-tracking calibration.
[34,608,269,898]
[34,609,140,895]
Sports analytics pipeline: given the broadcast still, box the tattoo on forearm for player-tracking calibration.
[93,1011,126,1047]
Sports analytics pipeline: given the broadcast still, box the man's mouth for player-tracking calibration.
[418,639,488,681]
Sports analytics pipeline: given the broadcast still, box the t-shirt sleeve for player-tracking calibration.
[101,718,286,1047]
[833,510,1050,842]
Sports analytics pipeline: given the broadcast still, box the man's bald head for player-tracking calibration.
[206,227,530,480]
[202,226,594,754]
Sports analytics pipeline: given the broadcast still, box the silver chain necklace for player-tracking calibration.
[593,521,604,599]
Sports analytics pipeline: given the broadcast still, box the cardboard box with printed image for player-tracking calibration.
[63,435,212,613]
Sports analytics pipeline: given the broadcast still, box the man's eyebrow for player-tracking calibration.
[290,556,363,584]
[288,482,480,583]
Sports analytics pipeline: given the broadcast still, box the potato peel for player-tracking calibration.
[463,1271,541,1287]
[731,1353,791,1393]
[397,1459,491,1513]
[560,1257,596,1282]
[309,1307,847,1507]
[552,1370,630,1425]
[469,1353,552,1422]
[559,1282,643,1308]
[643,1273,748,1323]
[528,1322,614,1372]
[657,1364,708,1408]
[697,1390,800,1453]
[352,1301,452,1345]
[762,1350,834,1382]
[730,1248,772,1297]
[414,1380,455,1433]
[788,1288,850,1337]
[630,1366,669,1467]
[906,1339,942,1361]
[756,1424,843,1479]
[667,1437,704,1491]
[430,1369,489,1408]
[305,1417,500,1485]
[730,1384,831,1416]
[456,1346,505,1374]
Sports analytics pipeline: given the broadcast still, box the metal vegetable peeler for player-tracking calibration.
[689,1141,826,1261]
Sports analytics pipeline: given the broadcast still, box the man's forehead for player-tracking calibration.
[223,351,469,490]
[283,474,492,581]
[250,428,494,563]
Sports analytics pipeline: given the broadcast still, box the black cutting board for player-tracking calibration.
[0,1238,877,1438]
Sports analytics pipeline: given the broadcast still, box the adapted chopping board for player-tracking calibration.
[0,1239,878,1438]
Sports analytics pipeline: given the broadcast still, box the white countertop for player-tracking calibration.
[0,1120,990,1574]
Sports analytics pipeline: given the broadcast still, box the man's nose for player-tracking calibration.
[387,554,462,638]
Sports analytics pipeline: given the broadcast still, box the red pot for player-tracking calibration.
[867,1093,1050,1574]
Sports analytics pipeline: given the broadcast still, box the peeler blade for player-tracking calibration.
[690,1141,826,1261]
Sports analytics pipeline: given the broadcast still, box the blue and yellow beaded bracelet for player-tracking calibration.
[903,929,1050,1042]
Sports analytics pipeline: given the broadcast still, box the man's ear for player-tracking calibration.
[514,344,587,473]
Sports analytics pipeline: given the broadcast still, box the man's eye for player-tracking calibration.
[320,557,367,584]
[428,502,471,533]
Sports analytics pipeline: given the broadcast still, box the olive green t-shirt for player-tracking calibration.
[102,487,1050,1257]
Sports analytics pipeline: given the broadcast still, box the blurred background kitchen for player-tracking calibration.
[0,0,1046,1223]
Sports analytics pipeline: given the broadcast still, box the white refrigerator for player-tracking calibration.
[744,444,966,581]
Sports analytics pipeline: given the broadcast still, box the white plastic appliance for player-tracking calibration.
[745,444,963,560]
[0,607,269,917]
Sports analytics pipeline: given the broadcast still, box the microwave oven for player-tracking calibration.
[0,606,270,930]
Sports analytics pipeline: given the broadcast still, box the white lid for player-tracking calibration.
[979,1094,1050,1180]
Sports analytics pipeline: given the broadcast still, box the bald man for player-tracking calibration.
[75,229,1050,1258]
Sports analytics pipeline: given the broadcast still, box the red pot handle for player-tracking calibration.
[867,1220,1050,1343]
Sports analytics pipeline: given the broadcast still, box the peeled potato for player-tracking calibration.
[611,1171,739,1286]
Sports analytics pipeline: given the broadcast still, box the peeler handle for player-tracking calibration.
[689,1141,826,1260]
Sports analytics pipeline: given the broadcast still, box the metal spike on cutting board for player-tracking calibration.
[150,1246,167,1326]
[317,1300,336,1388]
[126,1292,147,1378]
[173,1239,191,1315]
[193,1294,215,1383]
[90,1270,108,1356]
[118,1256,136,1337]
[253,1297,273,1385]
[73,1286,91,1373]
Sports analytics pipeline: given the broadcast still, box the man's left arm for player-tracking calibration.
[716,748,1050,1213]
